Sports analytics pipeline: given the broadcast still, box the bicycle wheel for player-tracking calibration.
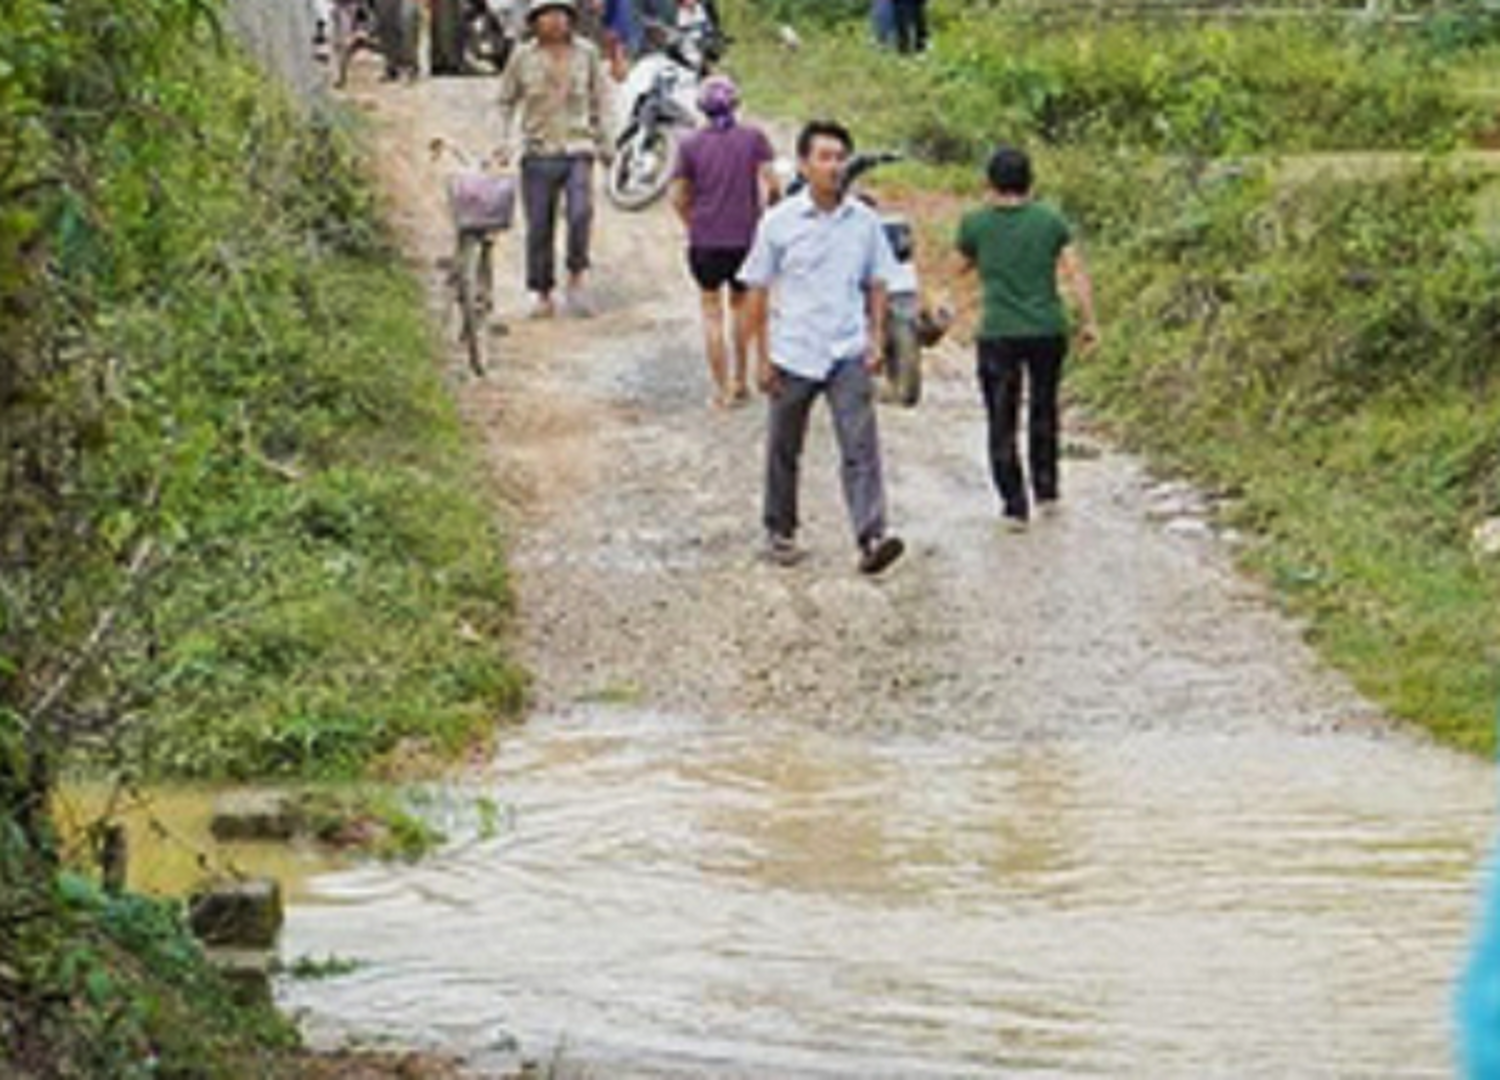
[456,231,486,376]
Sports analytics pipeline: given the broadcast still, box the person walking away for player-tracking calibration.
[429,0,466,75]
[957,145,1098,531]
[670,77,779,409]
[892,0,928,53]
[739,120,906,576]
[376,0,421,79]
[498,0,612,318]
[871,0,896,47]
[601,0,642,78]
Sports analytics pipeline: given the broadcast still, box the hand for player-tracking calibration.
[492,148,513,170]
[864,345,885,374]
[757,359,781,397]
[1077,321,1101,353]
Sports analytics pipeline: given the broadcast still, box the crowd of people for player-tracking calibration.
[485,0,1098,576]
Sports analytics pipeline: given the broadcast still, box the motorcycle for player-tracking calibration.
[605,19,726,211]
[461,0,521,74]
[785,151,950,407]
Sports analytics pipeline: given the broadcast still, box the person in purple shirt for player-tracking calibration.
[670,76,780,408]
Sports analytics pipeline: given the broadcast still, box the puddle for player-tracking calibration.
[280,709,1494,1077]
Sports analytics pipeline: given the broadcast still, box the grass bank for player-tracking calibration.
[2,0,523,1070]
[725,0,1500,754]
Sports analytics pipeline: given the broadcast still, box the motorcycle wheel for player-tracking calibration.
[606,124,680,212]
[886,314,922,407]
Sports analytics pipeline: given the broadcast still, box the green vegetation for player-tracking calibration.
[2,0,522,1070]
[726,0,1500,753]
[2,0,523,785]
[3,839,301,1076]
[735,3,1483,160]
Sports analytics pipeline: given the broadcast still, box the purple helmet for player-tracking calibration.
[698,76,740,119]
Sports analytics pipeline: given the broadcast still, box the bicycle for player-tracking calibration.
[431,138,517,376]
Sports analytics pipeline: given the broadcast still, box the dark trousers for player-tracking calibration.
[764,361,888,547]
[521,155,594,295]
[375,0,418,76]
[429,0,465,74]
[977,336,1067,520]
[893,0,928,53]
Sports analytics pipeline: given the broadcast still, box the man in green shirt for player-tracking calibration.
[957,145,1099,529]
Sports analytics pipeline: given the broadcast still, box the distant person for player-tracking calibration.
[740,120,906,576]
[428,0,461,74]
[671,77,779,409]
[956,145,1098,531]
[497,0,612,318]
[376,0,421,79]
[892,0,928,54]
[601,0,643,77]
[872,0,896,47]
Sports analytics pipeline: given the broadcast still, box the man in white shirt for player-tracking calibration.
[739,120,905,576]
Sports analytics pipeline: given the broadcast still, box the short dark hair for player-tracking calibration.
[797,120,854,159]
[987,146,1033,195]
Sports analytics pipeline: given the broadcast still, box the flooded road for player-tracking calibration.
[283,711,1491,1077]
[278,71,1498,1075]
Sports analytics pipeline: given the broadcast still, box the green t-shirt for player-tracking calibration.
[956,201,1073,340]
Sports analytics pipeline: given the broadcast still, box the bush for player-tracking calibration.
[1,0,524,785]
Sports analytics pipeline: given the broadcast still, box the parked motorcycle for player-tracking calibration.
[466,0,521,72]
[605,19,725,211]
[785,151,950,407]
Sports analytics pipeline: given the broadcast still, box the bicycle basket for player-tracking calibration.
[448,171,517,232]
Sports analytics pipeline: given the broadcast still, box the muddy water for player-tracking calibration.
[54,784,345,902]
[281,710,1493,1077]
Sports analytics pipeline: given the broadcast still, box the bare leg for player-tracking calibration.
[699,289,730,406]
[742,288,770,397]
[729,290,751,401]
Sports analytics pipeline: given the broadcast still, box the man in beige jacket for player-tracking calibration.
[498,0,612,318]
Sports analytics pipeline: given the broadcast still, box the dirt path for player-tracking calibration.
[355,73,1372,745]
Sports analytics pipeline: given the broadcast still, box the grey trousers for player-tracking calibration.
[521,154,594,295]
[764,360,888,547]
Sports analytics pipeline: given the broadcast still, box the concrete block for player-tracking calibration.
[189,877,284,949]
[204,947,274,1008]
[210,790,296,841]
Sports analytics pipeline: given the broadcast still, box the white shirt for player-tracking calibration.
[738,190,899,382]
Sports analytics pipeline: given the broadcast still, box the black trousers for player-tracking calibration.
[977,336,1067,520]
[893,0,928,53]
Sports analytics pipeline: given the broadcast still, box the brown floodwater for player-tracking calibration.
[53,784,346,903]
[278,708,1495,1078]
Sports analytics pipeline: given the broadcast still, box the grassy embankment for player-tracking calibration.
[727,0,1500,754]
[2,0,521,1071]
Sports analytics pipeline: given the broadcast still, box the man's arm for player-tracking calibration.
[744,287,778,394]
[1058,243,1099,350]
[864,278,889,374]
[495,52,524,162]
